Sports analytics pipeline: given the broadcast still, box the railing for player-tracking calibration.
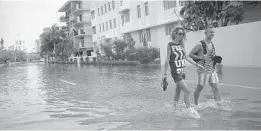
[73,29,92,36]
[59,16,69,22]
[72,16,91,25]
[61,26,70,31]
[78,29,92,35]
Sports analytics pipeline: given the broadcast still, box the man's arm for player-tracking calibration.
[185,55,204,69]
[189,44,204,60]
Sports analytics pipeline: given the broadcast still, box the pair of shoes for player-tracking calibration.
[161,77,168,91]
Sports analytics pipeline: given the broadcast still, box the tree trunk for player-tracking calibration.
[203,17,208,28]
[53,41,56,61]
[224,18,229,26]
[220,18,224,27]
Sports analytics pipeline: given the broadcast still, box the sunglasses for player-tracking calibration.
[176,33,184,36]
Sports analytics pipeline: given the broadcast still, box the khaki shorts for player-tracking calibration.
[197,71,219,86]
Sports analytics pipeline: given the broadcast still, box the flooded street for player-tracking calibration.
[0,63,261,130]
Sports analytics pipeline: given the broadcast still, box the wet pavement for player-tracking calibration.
[0,63,261,130]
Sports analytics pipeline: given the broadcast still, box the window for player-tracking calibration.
[120,0,123,6]
[106,22,108,30]
[112,0,115,10]
[102,23,104,31]
[123,33,130,43]
[179,1,186,6]
[101,6,104,15]
[165,22,178,35]
[144,2,149,16]
[146,28,151,42]
[163,1,176,10]
[137,5,141,18]
[91,11,95,20]
[99,24,101,32]
[121,15,124,25]
[122,10,130,25]
[110,20,112,29]
[92,26,96,34]
[139,30,143,42]
[108,2,111,11]
[125,11,130,22]
[114,18,116,28]
[98,8,100,16]
[104,4,107,13]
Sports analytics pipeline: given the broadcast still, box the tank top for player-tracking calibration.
[168,42,186,74]
[197,42,216,73]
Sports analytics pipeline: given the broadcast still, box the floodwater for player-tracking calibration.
[0,63,261,130]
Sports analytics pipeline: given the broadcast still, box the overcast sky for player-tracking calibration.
[0,0,68,52]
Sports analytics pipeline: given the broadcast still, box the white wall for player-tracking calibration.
[120,1,181,34]
[160,21,261,68]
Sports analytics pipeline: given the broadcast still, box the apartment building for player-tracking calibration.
[91,0,185,54]
[58,0,94,59]
[90,0,122,55]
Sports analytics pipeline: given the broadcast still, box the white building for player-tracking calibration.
[90,0,122,55]
[32,39,41,53]
[14,40,25,51]
[58,0,185,62]
[91,0,185,54]
[58,0,94,59]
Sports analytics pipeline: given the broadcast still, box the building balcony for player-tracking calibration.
[61,26,70,32]
[59,15,69,22]
[119,1,131,14]
[72,16,91,27]
[58,0,72,12]
[78,40,94,50]
[73,29,92,38]
[72,3,90,16]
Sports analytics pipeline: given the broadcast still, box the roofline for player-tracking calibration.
[58,0,72,12]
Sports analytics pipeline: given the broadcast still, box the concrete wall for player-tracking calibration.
[160,21,261,68]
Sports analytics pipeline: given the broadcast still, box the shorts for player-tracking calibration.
[171,73,186,83]
[197,71,219,86]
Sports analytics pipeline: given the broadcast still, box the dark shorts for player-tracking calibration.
[171,72,186,83]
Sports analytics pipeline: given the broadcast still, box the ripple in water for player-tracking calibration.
[194,97,235,111]
[164,97,234,119]
[164,102,201,119]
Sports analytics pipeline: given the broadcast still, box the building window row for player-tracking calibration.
[136,2,149,19]
[99,18,117,33]
[163,0,177,10]
[97,0,115,16]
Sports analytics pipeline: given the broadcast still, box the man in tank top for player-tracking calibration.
[189,25,222,106]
